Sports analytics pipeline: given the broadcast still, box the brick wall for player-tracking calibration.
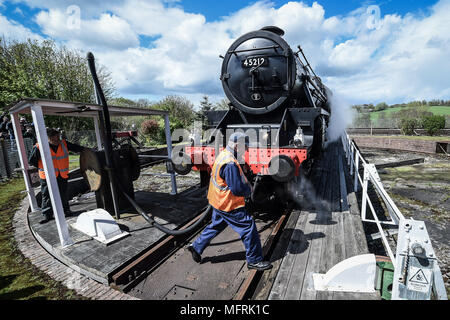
[347,128,450,135]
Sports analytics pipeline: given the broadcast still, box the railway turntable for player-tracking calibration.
[124,140,380,300]
[8,97,209,285]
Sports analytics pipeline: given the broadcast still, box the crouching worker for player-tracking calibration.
[28,128,88,224]
[187,132,272,271]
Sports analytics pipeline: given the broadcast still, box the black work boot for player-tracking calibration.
[187,244,202,263]
[64,209,74,217]
[39,215,53,224]
[247,260,273,271]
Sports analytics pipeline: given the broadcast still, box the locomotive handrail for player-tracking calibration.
[340,132,447,300]
[228,45,281,54]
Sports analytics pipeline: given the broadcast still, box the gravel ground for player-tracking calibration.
[360,147,450,296]
[133,164,201,194]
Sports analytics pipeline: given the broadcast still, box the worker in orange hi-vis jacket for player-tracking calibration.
[187,132,272,271]
[28,128,88,224]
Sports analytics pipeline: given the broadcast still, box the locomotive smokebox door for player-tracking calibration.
[220,27,295,115]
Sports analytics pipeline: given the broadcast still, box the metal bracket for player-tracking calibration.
[392,219,443,300]
[313,254,377,293]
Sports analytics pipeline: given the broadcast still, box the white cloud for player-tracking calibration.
[325,0,450,103]
[0,14,43,41]
[2,0,450,106]
[35,9,139,50]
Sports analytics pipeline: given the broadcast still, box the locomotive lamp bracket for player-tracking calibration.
[293,127,305,147]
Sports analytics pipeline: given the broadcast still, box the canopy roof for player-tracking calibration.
[8,98,168,117]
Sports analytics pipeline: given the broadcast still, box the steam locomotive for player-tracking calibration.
[175,26,332,209]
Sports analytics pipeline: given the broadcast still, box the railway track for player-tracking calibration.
[107,145,295,299]
[109,204,293,300]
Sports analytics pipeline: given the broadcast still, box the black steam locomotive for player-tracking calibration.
[180,26,332,208]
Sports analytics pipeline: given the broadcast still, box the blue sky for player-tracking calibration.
[0,0,448,107]
[179,0,437,21]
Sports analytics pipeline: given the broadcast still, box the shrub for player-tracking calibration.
[422,115,445,136]
[399,118,419,135]
[141,119,159,135]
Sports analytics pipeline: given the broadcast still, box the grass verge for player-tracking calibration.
[0,177,86,300]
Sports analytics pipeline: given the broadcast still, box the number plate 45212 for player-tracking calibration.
[242,57,269,68]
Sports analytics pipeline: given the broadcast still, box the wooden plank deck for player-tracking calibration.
[27,186,208,284]
[264,140,380,300]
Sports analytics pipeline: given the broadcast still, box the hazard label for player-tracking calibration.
[407,267,432,293]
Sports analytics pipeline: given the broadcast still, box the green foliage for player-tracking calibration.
[399,118,420,135]
[422,115,446,136]
[375,102,388,111]
[154,95,195,130]
[199,95,213,113]
[108,95,197,146]
[141,119,159,135]
[353,112,372,128]
[139,119,159,146]
[0,38,115,132]
[395,107,433,120]
[196,96,230,131]
[214,98,230,111]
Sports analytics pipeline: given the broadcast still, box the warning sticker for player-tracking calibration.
[407,267,432,293]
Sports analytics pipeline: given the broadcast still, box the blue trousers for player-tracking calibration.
[192,207,263,264]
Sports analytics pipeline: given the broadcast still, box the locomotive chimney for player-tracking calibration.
[260,26,285,36]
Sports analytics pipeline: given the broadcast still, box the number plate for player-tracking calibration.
[242,57,269,68]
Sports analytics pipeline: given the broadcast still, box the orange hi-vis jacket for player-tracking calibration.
[207,148,249,212]
[37,139,70,179]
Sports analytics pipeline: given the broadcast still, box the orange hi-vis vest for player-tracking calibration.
[207,148,249,212]
[37,139,70,179]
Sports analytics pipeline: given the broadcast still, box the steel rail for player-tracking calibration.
[110,206,211,290]
[233,204,293,300]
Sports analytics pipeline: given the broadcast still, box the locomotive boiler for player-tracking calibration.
[176,26,332,210]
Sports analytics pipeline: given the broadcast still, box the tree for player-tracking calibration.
[375,102,388,111]
[422,115,445,136]
[399,118,419,135]
[353,112,371,128]
[0,38,115,137]
[199,95,213,113]
[214,98,231,111]
[154,95,195,129]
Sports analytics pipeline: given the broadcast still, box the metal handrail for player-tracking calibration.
[340,132,447,300]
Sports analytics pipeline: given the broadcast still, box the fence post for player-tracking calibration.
[354,152,359,192]
[361,166,369,221]
[348,140,352,166]
[164,114,177,195]
[10,113,39,212]
[350,143,354,176]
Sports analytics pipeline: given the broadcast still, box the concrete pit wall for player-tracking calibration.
[351,136,450,155]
